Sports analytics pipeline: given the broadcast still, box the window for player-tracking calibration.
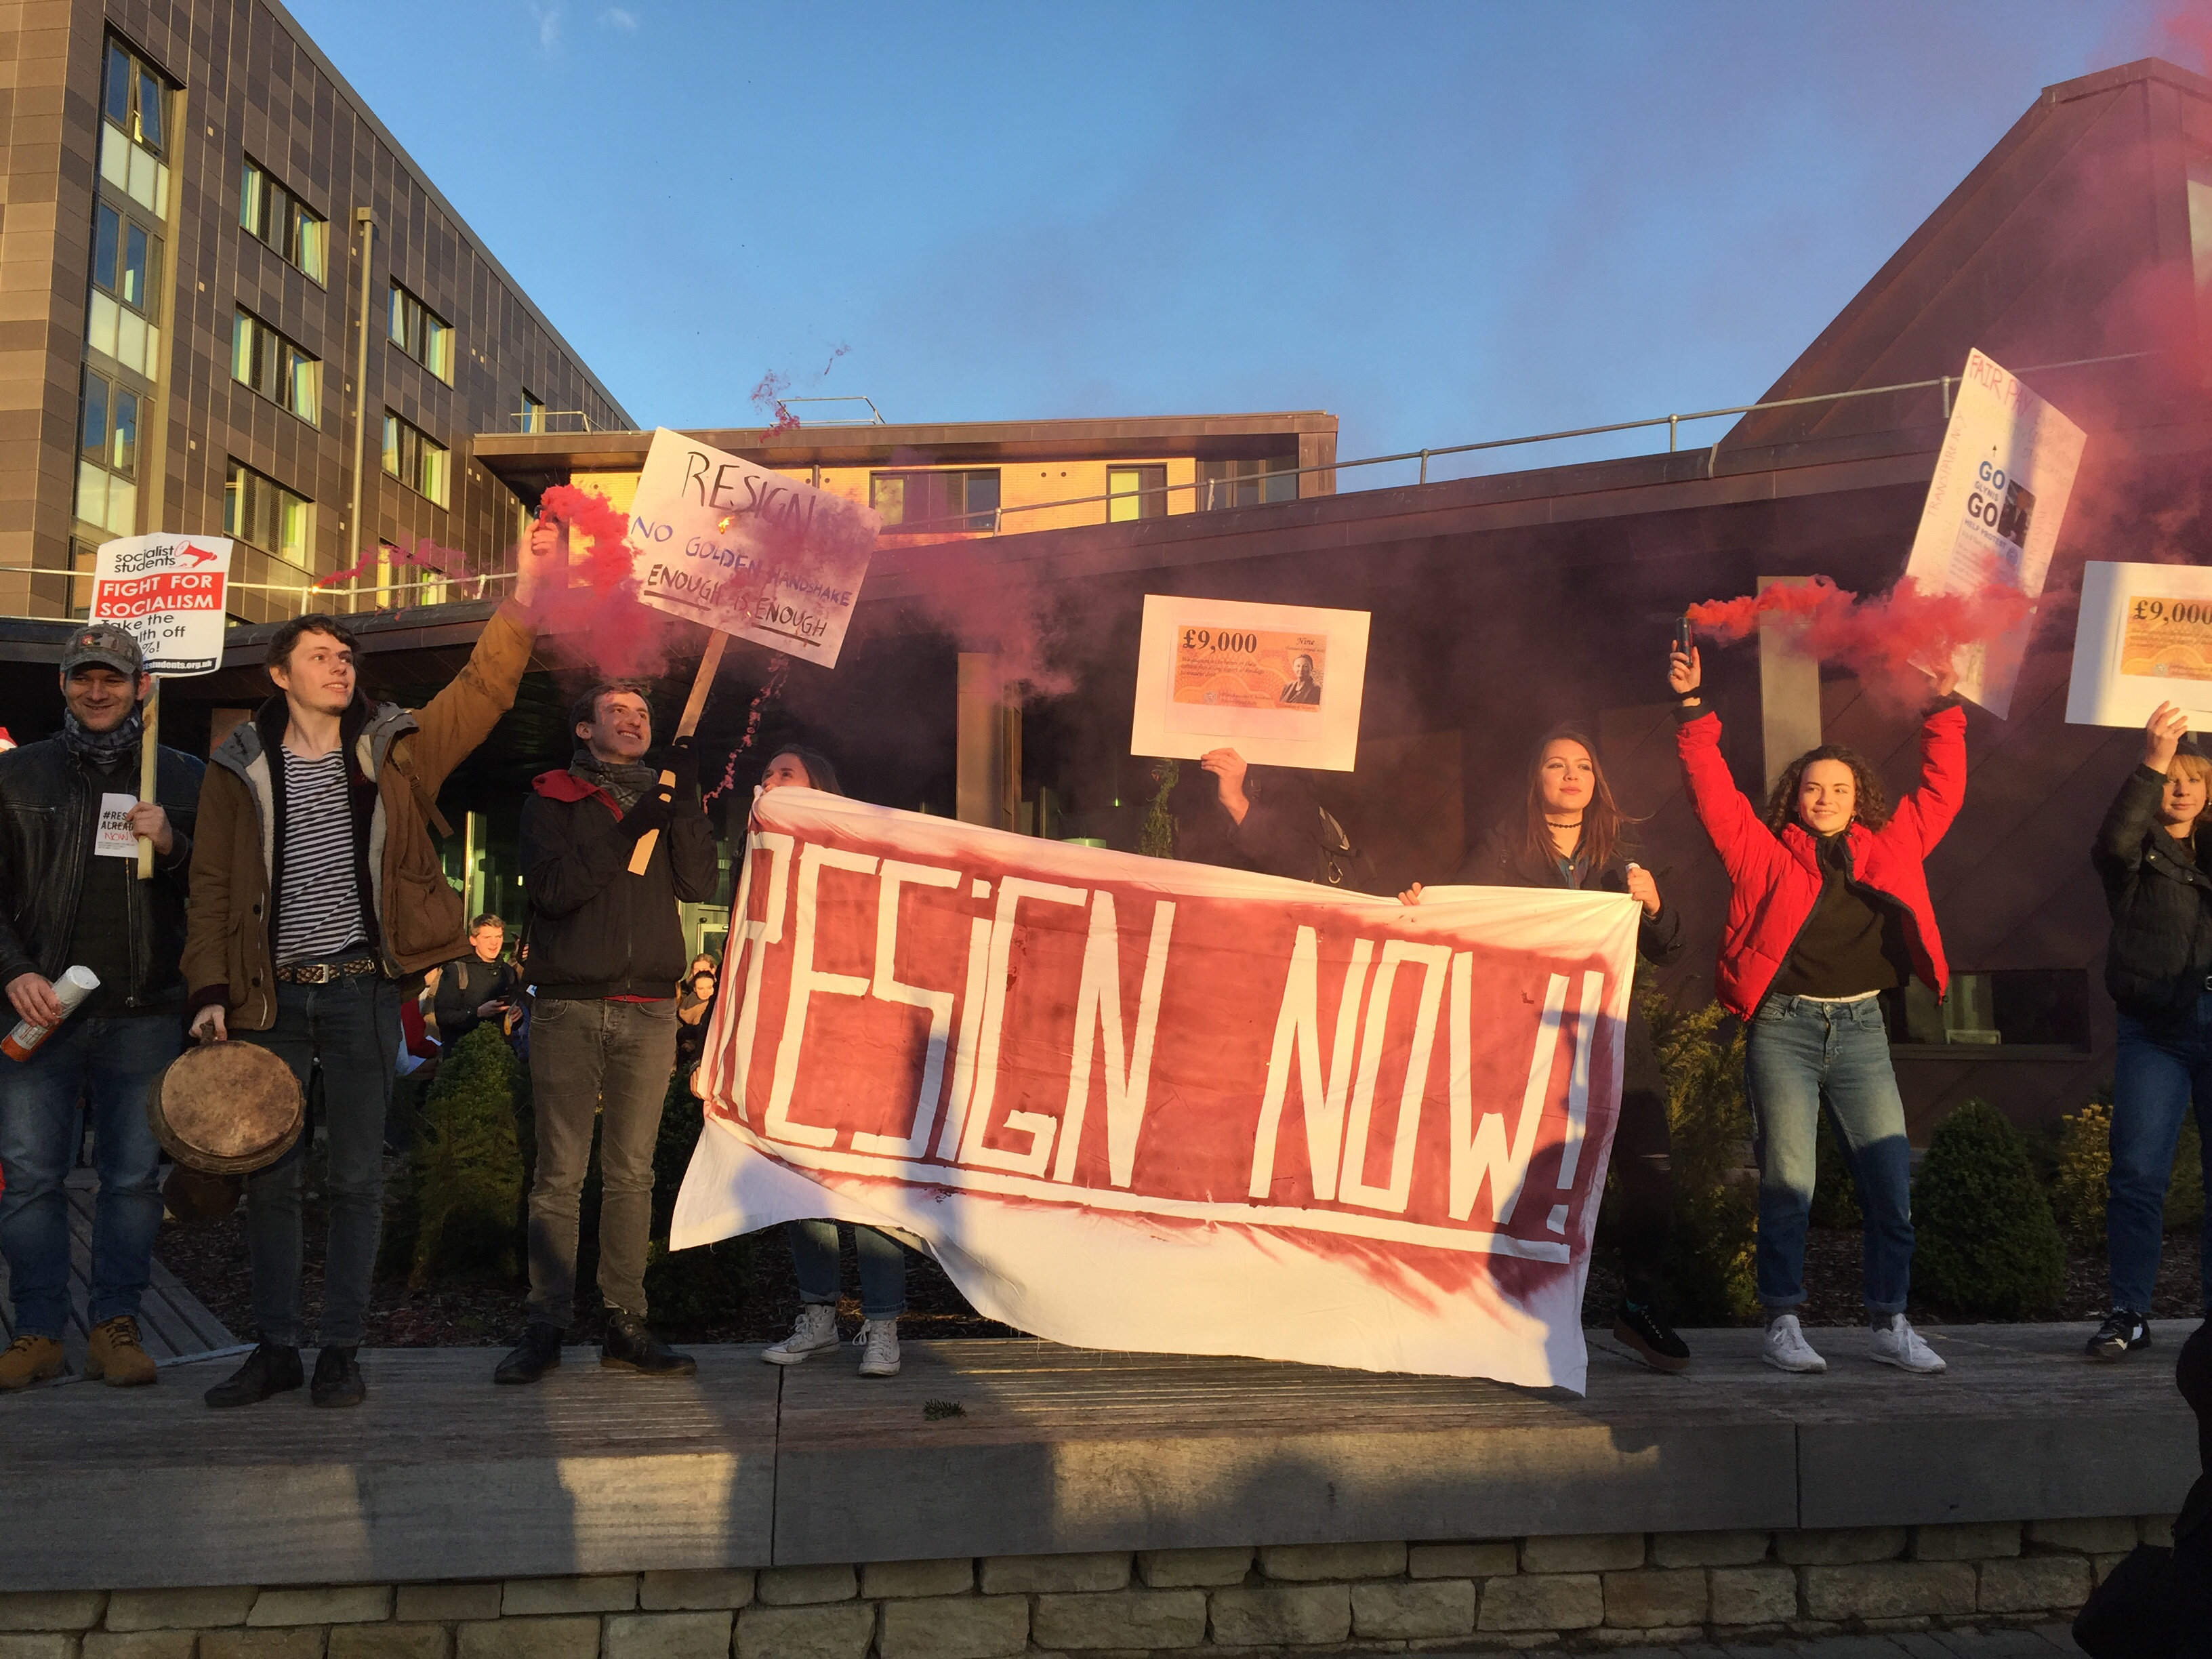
[86,199,164,377]
[382,411,449,507]
[1887,970,2092,1051]
[518,391,546,433]
[1197,456,1296,511]
[388,283,453,382]
[1107,465,1168,522]
[224,460,313,565]
[869,469,1000,532]
[239,157,327,284]
[98,41,170,218]
[74,367,139,536]
[232,311,320,424]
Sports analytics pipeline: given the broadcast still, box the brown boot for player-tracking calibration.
[86,1315,157,1387]
[0,1334,64,1391]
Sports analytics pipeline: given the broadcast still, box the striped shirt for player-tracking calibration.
[274,746,367,966]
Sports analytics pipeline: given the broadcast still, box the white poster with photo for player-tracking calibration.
[1902,348,2087,718]
[89,533,233,676]
[1130,595,1369,771]
[628,427,880,668]
[2065,560,2212,726]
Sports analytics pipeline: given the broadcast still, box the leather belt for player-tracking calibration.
[275,956,380,985]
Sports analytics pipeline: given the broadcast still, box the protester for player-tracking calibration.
[2086,703,2212,1361]
[1170,747,1339,882]
[674,967,716,1093]
[184,523,561,1410]
[435,914,517,1046]
[1403,725,1689,1372]
[752,745,911,1378]
[1670,640,1962,1376]
[0,624,201,1391]
[492,682,716,1387]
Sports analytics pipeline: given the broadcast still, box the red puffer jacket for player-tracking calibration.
[1676,702,1967,1021]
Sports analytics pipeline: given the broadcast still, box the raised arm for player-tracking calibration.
[1670,643,1774,884]
[2093,701,2190,891]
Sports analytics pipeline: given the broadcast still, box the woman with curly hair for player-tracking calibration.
[1670,640,1965,1376]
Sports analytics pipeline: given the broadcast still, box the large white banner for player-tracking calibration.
[672,790,1641,1390]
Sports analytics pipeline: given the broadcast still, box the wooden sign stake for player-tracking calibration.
[628,632,727,875]
[136,678,159,880]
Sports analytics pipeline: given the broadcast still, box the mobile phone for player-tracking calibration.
[1674,617,1694,656]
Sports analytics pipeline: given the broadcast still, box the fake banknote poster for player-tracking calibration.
[1902,348,2087,718]
[627,427,879,668]
[2065,561,2212,726]
[1129,595,1370,771]
[670,788,1639,1389]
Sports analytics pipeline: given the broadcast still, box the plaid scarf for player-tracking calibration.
[60,708,142,766]
[571,747,657,813]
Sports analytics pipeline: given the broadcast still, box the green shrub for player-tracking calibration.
[1645,991,1759,1324]
[1911,1099,2065,1319]
[645,1079,750,1336]
[409,1023,526,1288]
[1809,1109,1863,1229]
[2047,1101,2205,1252]
[1139,760,1179,859]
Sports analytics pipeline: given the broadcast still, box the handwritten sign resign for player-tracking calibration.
[90,535,234,676]
[627,428,879,668]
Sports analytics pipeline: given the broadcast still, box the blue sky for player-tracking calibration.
[290,1,2169,482]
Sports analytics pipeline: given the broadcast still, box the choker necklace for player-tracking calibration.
[1545,816,1583,829]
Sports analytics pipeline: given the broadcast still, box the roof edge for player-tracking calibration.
[2042,55,2212,107]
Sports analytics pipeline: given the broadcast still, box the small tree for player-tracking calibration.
[1912,1099,2065,1319]
[409,1023,526,1288]
[1645,990,1759,1324]
[644,1078,751,1338]
[2047,1099,2204,1253]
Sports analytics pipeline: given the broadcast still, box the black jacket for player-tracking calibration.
[520,767,718,1001]
[1171,765,1327,882]
[0,735,202,1010]
[1451,820,1685,970]
[435,953,518,1042]
[2092,764,2212,1019]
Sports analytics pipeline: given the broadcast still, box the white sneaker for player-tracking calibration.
[1869,1313,1946,1374]
[855,1318,901,1378]
[763,1305,840,1365]
[1762,1313,1827,1373]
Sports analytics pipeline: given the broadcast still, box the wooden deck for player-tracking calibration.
[0,1170,239,1371]
[0,1319,2195,1591]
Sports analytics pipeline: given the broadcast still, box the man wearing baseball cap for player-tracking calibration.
[0,623,203,1391]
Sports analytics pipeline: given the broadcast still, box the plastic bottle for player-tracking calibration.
[3,966,101,1061]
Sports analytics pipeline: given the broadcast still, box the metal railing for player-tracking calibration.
[513,409,602,433]
[773,396,886,426]
[0,562,518,625]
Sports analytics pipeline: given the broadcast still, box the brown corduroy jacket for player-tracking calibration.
[182,601,537,1031]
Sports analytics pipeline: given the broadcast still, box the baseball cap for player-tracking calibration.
[60,621,143,678]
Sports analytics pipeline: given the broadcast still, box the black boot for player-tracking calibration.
[600,1309,696,1377]
[1613,1302,1691,1374]
[311,1345,366,1408]
[494,1322,565,1386]
[204,1338,304,1408]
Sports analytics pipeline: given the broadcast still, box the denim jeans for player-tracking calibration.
[2108,996,2212,1313]
[788,1221,909,1319]
[0,1012,178,1338]
[240,972,401,1347]
[525,996,677,1327]
[1744,992,1917,1314]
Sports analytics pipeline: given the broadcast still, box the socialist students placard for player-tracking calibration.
[90,534,234,675]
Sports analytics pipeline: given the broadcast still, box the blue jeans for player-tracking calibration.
[240,973,400,1347]
[0,1012,178,1339]
[2108,998,2212,1314]
[1745,993,1917,1314]
[789,1221,908,1319]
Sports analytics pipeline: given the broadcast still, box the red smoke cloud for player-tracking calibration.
[1686,575,2034,707]
[315,535,474,598]
[535,483,678,679]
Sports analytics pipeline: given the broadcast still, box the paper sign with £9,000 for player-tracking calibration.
[671,790,1639,1391]
[1130,594,1371,771]
[89,534,234,676]
[626,427,878,668]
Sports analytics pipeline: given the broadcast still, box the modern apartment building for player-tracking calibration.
[0,0,631,624]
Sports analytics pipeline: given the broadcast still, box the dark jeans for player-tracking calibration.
[240,973,401,1347]
[1745,992,1917,1315]
[2109,997,2212,1313]
[0,1012,178,1338]
[525,996,677,1327]
[789,1221,909,1319]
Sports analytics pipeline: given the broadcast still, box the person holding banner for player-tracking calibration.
[1670,641,1961,1376]
[2084,703,2212,1361]
[748,746,913,1379]
[1403,726,1689,1373]
[1170,748,1336,882]
[184,520,566,1410]
[491,682,716,1387]
[0,624,201,1391]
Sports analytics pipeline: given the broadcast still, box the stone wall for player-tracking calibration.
[0,1518,2172,1658]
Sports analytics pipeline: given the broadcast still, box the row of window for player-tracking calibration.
[863,462,1286,532]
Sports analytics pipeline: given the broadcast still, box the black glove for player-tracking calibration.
[663,737,700,802]
[619,786,674,840]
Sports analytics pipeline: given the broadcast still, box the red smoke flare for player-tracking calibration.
[533,483,675,679]
[1685,575,2035,706]
[704,653,792,806]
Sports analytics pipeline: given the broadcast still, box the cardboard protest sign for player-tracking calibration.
[672,789,1639,1389]
[90,534,232,675]
[1130,595,1370,771]
[627,427,878,668]
[2065,561,2212,726]
[1903,349,2086,717]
